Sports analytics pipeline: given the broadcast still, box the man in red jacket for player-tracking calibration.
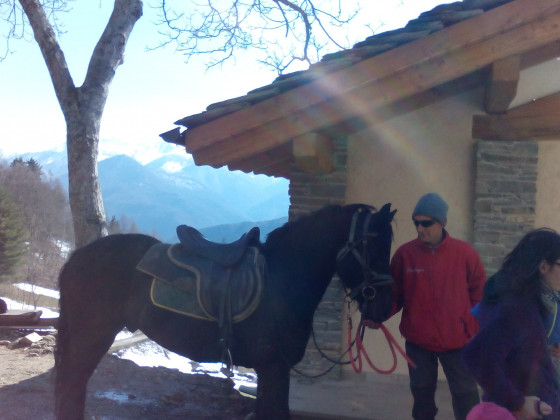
[390,193,485,420]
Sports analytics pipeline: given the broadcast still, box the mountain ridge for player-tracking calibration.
[5,149,289,242]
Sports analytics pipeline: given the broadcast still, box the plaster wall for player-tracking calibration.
[516,60,560,232]
[343,88,484,376]
[536,141,560,231]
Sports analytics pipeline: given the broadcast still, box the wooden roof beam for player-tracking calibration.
[191,0,560,163]
[226,143,293,175]
[521,40,560,68]
[248,161,291,178]
[183,0,560,153]
[484,55,520,114]
[473,91,560,139]
[190,120,295,167]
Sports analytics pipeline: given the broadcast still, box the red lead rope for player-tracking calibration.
[347,315,417,374]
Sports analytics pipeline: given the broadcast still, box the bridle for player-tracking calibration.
[278,206,415,378]
[336,208,416,374]
[336,208,393,311]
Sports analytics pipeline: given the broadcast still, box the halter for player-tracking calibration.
[336,208,393,306]
[336,209,416,373]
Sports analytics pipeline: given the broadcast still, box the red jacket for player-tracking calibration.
[390,232,486,352]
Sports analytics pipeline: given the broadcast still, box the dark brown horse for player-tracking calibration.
[55,203,396,419]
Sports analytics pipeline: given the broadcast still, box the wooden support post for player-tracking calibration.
[484,55,520,114]
[292,133,334,173]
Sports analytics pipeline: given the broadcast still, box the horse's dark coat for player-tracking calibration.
[54,203,396,420]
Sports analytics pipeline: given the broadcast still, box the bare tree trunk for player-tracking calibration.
[66,114,107,247]
[18,0,143,248]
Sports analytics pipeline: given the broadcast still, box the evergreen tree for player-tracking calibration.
[26,158,42,175]
[0,186,26,282]
[10,157,24,167]
[108,216,121,234]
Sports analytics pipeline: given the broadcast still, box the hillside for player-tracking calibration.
[8,150,289,242]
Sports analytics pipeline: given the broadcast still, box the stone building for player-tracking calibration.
[162,0,560,386]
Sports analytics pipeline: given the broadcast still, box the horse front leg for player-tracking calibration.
[255,361,291,420]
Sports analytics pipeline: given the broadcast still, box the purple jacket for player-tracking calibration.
[462,295,559,419]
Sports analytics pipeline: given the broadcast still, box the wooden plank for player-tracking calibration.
[521,40,560,69]
[193,72,482,177]
[184,0,560,154]
[250,162,290,178]
[484,55,520,114]
[192,120,294,166]
[191,6,560,168]
[226,143,293,175]
[472,114,560,140]
[0,312,58,328]
[506,91,560,118]
[473,91,560,139]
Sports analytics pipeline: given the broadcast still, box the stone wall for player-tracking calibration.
[473,141,538,276]
[288,136,348,380]
[286,138,539,380]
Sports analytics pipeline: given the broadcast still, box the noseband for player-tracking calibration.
[336,209,393,306]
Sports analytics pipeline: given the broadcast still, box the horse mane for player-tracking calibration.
[263,203,377,254]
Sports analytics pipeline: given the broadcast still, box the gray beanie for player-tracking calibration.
[412,193,448,224]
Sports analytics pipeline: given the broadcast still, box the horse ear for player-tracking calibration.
[379,203,390,212]
[378,203,397,221]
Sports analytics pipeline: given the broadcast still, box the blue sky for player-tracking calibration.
[0,1,448,163]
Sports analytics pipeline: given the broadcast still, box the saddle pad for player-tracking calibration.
[136,243,264,322]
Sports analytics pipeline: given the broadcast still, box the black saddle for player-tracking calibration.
[177,225,261,266]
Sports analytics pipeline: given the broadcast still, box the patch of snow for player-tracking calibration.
[93,390,157,406]
[2,289,257,390]
[115,341,257,389]
[14,283,59,299]
[161,161,185,173]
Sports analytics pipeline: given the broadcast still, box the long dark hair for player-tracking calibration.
[484,228,560,306]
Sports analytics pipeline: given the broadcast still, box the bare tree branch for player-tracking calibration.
[10,0,143,247]
[152,0,365,74]
[273,0,311,64]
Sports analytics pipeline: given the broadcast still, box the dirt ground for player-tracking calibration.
[0,330,255,420]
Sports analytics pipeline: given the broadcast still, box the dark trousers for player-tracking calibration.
[406,341,480,420]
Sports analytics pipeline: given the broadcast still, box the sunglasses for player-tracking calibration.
[413,219,437,228]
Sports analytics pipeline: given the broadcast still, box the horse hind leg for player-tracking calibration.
[55,310,124,420]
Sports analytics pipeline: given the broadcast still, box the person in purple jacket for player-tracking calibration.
[463,229,560,420]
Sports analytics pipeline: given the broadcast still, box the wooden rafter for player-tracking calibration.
[484,55,520,114]
[183,0,560,163]
[226,143,293,176]
[473,91,560,140]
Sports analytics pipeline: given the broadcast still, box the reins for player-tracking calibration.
[277,206,416,379]
[337,207,416,374]
[346,307,417,374]
[290,303,417,378]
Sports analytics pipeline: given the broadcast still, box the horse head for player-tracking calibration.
[336,203,396,324]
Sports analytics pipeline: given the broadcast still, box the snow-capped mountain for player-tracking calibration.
[6,148,289,243]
